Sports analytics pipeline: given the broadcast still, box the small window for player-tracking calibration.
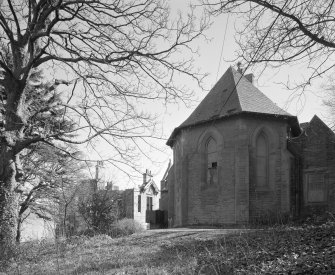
[206,138,218,185]
[307,173,327,203]
[146,196,153,210]
[138,195,141,212]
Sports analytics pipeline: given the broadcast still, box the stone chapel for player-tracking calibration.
[160,66,335,227]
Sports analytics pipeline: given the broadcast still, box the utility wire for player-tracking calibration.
[214,0,290,118]
[170,0,290,144]
[215,14,230,83]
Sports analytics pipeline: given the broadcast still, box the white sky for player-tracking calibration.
[91,1,331,189]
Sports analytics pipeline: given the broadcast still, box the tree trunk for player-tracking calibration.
[0,44,29,256]
[0,144,19,259]
[63,206,67,237]
[16,215,22,244]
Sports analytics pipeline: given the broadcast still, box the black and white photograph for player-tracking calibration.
[0,1,334,274]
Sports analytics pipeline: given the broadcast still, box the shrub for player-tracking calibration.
[78,190,123,235]
[0,244,19,272]
[110,218,143,237]
[250,211,291,227]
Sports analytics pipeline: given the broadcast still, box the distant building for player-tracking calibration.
[288,115,335,216]
[93,161,108,191]
[55,166,161,235]
[123,169,160,228]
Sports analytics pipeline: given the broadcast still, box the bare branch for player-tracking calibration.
[204,0,335,91]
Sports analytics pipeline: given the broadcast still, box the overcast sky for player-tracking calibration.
[95,1,330,189]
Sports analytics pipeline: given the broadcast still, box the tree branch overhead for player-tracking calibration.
[0,0,209,253]
[203,0,335,90]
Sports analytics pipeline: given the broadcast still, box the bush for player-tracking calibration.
[302,211,335,225]
[0,244,19,272]
[78,191,122,235]
[110,218,143,237]
[250,211,291,227]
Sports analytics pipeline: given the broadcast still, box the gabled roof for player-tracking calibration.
[167,67,300,146]
[161,160,171,183]
[140,178,159,194]
[160,160,171,192]
[301,115,335,139]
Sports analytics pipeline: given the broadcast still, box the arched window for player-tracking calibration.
[207,137,218,185]
[256,132,268,186]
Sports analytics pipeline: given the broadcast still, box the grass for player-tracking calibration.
[3,221,335,274]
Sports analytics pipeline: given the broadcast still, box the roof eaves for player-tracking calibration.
[166,111,300,147]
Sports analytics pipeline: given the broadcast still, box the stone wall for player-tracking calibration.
[168,165,175,222]
[124,187,160,228]
[159,190,168,212]
[290,116,335,215]
[169,115,293,226]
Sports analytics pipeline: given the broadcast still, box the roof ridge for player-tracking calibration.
[229,66,243,113]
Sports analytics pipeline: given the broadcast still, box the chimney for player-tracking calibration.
[143,169,152,184]
[237,61,244,74]
[106,181,112,190]
[143,169,148,184]
[245,73,254,84]
[95,161,103,181]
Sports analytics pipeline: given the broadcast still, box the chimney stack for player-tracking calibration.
[143,169,152,184]
[237,61,244,74]
[95,161,104,181]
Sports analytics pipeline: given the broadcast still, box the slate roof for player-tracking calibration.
[161,160,171,183]
[160,160,171,192]
[308,115,335,139]
[167,67,300,146]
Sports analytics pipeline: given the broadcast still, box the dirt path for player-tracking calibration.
[117,228,250,246]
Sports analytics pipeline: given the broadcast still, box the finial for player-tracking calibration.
[237,61,243,74]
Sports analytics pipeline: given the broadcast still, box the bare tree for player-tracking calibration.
[56,170,83,238]
[16,143,86,242]
[203,0,335,90]
[323,79,335,130]
[0,0,208,254]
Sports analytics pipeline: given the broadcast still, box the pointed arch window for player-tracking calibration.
[256,132,269,186]
[206,137,218,185]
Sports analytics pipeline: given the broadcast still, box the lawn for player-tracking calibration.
[3,222,335,274]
